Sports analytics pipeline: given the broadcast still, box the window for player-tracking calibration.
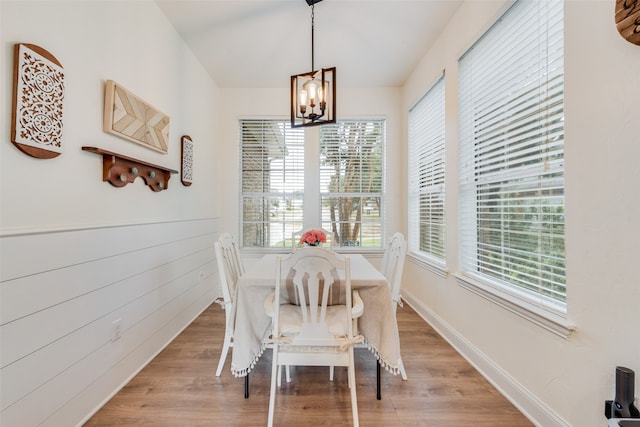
[408,75,446,264]
[458,1,566,320]
[320,120,385,248]
[240,119,385,249]
[240,120,304,248]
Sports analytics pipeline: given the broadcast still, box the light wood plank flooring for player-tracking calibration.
[84,302,534,426]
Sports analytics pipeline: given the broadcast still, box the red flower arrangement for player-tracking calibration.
[299,229,327,247]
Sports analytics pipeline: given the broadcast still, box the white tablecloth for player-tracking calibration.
[230,253,402,377]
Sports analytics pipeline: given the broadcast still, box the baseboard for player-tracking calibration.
[401,290,570,427]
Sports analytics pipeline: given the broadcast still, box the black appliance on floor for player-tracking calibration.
[605,366,640,420]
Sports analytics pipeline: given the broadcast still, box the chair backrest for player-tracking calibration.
[273,248,352,345]
[291,226,335,251]
[380,232,407,312]
[214,233,245,311]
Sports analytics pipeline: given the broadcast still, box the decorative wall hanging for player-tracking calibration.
[82,146,178,192]
[181,135,193,186]
[11,43,65,159]
[616,0,640,46]
[103,80,170,153]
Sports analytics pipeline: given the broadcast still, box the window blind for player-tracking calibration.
[240,119,304,248]
[408,75,446,262]
[320,120,385,248]
[458,0,566,306]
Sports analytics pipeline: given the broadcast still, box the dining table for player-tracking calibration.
[230,252,403,398]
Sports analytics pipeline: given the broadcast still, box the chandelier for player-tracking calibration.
[290,0,336,128]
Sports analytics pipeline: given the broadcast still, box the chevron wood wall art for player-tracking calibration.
[103,80,169,153]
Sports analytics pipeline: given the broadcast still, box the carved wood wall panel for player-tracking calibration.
[181,135,193,186]
[11,43,65,159]
[616,0,640,46]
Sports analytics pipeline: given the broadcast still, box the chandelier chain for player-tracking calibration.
[311,4,315,72]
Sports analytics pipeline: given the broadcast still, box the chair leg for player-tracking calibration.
[215,334,232,377]
[376,361,381,400]
[348,349,359,427]
[244,375,249,399]
[267,348,279,427]
[276,365,291,387]
[277,366,282,387]
[399,358,408,381]
[329,365,334,381]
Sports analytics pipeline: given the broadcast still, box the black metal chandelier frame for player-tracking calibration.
[290,0,336,128]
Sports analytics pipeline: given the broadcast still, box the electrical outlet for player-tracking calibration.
[111,318,122,342]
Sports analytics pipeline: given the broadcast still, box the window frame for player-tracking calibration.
[456,0,572,337]
[239,119,305,251]
[407,74,447,274]
[239,118,386,252]
[319,120,386,251]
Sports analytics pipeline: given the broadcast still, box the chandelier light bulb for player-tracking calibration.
[304,79,318,108]
[299,89,308,108]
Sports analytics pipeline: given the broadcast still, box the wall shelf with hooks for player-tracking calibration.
[82,146,178,192]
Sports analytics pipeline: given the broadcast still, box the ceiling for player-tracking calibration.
[155,0,462,89]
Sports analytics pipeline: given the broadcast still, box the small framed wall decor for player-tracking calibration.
[181,135,193,186]
[615,0,640,46]
[11,43,65,159]
[103,80,170,153]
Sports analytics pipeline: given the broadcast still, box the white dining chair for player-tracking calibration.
[265,248,363,427]
[380,232,408,380]
[330,233,408,384]
[214,233,245,377]
[214,234,291,388]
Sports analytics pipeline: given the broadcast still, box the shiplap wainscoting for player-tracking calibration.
[0,218,219,427]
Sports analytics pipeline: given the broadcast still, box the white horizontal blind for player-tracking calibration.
[240,120,304,248]
[320,120,384,248]
[408,75,446,261]
[458,0,566,305]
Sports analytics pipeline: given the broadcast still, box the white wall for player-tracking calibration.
[1,1,220,231]
[401,1,640,426]
[1,1,221,425]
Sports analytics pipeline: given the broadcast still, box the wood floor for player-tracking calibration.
[84,301,534,426]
